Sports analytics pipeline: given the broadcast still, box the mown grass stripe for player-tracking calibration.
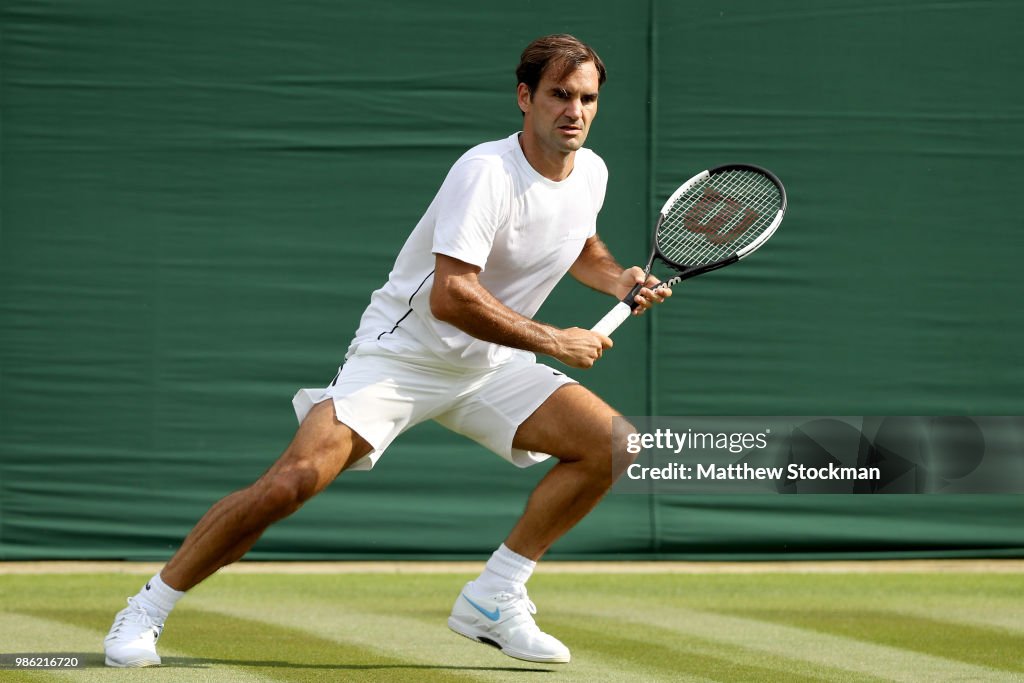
[192,573,881,683]
[881,603,1024,635]
[3,572,1022,682]
[190,605,541,683]
[0,610,269,683]
[540,571,1024,677]
[193,593,680,683]
[540,572,1024,619]
[5,573,550,683]
[192,574,535,680]
[193,574,759,682]
[187,572,1024,682]
[545,612,889,683]
[15,605,478,683]
[723,607,1024,673]
[171,607,490,683]
[572,601,1020,682]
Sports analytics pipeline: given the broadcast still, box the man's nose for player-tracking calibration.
[564,97,583,119]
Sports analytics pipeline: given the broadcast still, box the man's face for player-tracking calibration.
[519,60,600,156]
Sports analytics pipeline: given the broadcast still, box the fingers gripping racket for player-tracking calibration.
[591,163,787,336]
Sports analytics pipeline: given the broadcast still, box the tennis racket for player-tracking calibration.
[591,163,787,336]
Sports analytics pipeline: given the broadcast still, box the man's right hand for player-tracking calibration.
[553,327,613,369]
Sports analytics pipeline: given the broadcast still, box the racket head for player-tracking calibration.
[655,164,787,276]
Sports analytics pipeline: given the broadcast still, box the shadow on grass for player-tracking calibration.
[162,657,555,672]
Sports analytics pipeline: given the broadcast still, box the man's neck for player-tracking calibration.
[518,133,575,182]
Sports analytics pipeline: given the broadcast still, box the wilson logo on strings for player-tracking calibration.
[683,189,760,244]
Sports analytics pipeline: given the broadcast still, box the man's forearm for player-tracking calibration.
[432,272,562,357]
[430,253,610,369]
[569,235,628,297]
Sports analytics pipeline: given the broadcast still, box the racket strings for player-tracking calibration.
[657,170,781,267]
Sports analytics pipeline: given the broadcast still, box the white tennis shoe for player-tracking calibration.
[448,582,570,663]
[103,597,163,667]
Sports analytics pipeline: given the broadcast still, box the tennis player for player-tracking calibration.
[104,33,669,667]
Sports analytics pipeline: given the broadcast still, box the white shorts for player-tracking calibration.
[291,350,577,471]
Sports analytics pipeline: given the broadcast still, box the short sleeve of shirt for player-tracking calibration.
[431,158,509,270]
[589,156,608,236]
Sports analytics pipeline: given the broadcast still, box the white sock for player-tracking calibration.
[468,544,536,596]
[135,572,185,622]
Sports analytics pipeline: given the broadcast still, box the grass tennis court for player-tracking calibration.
[1,564,1022,682]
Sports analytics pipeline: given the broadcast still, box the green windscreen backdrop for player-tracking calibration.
[1,1,1021,560]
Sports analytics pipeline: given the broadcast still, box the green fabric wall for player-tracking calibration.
[1,1,1020,560]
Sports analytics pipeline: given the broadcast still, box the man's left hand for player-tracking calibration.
[617,267,672,315]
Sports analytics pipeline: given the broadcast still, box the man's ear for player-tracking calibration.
[516,83,532,115]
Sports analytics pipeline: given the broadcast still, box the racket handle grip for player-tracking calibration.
[591,301,633,337]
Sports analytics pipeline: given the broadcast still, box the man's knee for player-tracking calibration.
[575,417,634,466]
[253,466,321,521]
[552,434,616,490]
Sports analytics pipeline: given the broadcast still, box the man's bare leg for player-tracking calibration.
[104,400,372,667]
[448,383,623,664]
[162,400,373,590]
[505,383,621,559]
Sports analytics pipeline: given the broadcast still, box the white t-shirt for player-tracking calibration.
[346,132,608,368]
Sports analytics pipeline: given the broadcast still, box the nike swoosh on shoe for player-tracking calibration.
[461,594,500,621]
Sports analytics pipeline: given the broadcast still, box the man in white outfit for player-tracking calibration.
[104,33,669,667]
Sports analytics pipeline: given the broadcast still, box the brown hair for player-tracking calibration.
[516,34,607,99]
